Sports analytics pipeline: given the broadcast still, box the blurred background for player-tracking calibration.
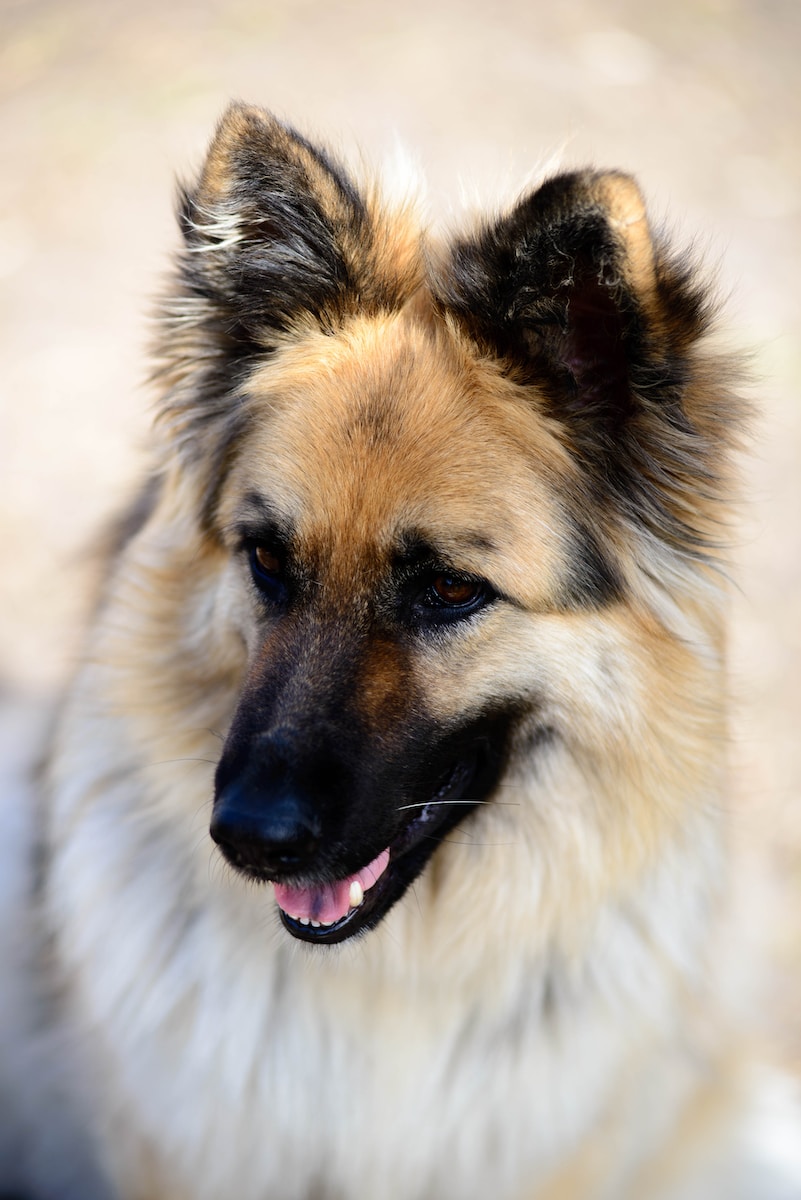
[0,0,799,1056]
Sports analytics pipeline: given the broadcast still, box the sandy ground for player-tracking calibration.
[1,0,799,1054]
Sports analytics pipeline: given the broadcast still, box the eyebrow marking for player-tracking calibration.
[393,527,497,568]
[226,492,296,544]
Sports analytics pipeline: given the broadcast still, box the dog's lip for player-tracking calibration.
[277,755,480,946]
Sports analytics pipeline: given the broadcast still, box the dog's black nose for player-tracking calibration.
[210,782,322,876]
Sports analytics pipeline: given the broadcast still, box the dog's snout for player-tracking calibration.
[211,782,322,876]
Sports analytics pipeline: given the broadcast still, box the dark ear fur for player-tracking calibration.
[434,171,739,555]
[154,104,421,457]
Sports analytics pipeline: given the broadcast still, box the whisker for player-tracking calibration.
[395,799,520,811]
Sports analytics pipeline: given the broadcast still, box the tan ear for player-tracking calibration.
[155,105,424,463]
[432,169,736,556]
[179,103,421,331]
[433,168,663,428]
[189,104,365,256]
[177,103,367,336]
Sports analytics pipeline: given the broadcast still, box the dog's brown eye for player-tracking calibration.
[248,542,288,605]
[431,574,482,607]
[254,545,281,575]
[400,566,495,628]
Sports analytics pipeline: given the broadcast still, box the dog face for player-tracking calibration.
[209,316,606,942]
[148,105,738,946]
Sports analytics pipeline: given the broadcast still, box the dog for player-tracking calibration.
[3,103,800,1199]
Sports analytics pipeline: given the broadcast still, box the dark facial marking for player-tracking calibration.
[393,527,498,567]
[560,520,622,609]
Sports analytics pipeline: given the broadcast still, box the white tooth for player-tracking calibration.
[299,917,310,926]
[349,880,364,909]
[310,920,321,928]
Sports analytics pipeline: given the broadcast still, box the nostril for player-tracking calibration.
[210,783,322,877]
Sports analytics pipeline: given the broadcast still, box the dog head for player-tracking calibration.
[146,105,739,946]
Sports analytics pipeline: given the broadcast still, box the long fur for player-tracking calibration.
[3,104,800,1200]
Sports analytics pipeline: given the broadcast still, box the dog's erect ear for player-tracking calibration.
[434,172,737,554]
[155,105,421,459]
[434,171,692,439]
[177,104,419,337]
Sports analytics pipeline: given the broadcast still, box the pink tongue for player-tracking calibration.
[273,849,390,925]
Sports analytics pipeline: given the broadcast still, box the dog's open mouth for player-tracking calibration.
[213,710,517,945]
[274,757,479,945]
